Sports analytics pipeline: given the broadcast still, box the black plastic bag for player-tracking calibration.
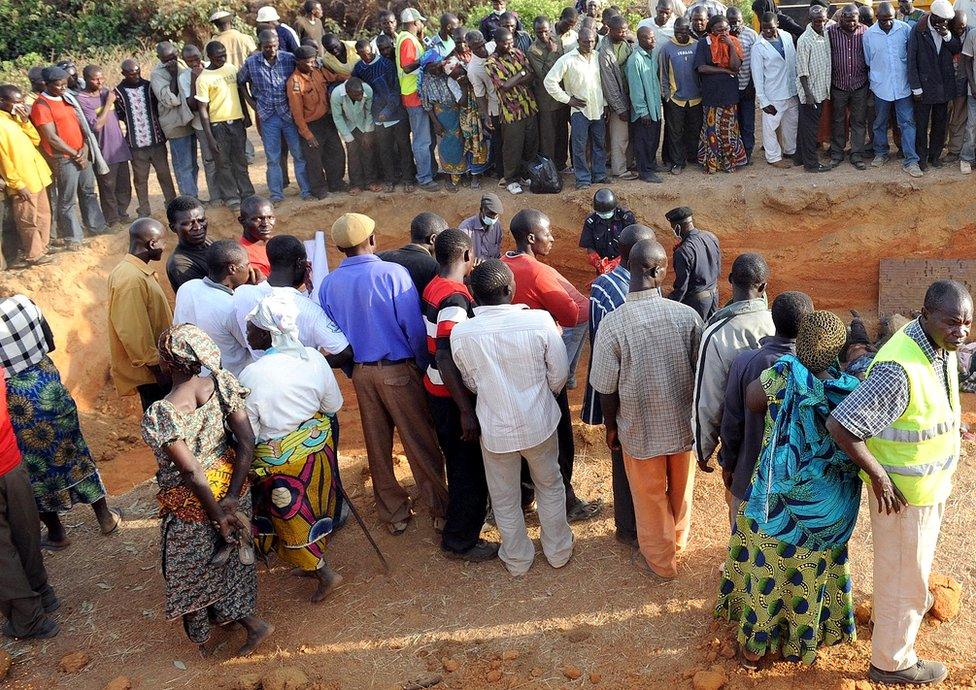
[524,155,563,194]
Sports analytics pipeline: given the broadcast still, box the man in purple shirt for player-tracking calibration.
[457,193,505,261]
[319,213,448,536]
[827,5,870,169]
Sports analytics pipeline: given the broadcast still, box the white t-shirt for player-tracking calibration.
[174,278,253,376]
[233,283,349,357]
[238,347,343,442]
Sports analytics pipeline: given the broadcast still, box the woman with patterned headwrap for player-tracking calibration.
[715,310,862,668]
[237,293,345,603]
[141,324,273,655]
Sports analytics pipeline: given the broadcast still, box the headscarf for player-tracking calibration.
[157,323,246,404]
[796,310,848,373]
[706,15,743,68]
[246,292,308,359]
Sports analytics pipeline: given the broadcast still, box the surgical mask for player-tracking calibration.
[481,214,498,226]
[493,8,505,15]
[596,210,615,219]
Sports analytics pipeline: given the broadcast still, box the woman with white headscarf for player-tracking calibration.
[237,293,345,603]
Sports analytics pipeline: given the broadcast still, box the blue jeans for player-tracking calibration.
[873,95,919,166]
[561,322,588,387]
[406,105,434,184]
[169,133,199,199]
[54,156,106,241]
[570,112,606,185]
[261,113,311,199]
[738,87,756,156]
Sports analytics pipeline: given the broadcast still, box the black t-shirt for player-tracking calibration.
[378,244,438,296]
[166,240,212,293]
[579,208,638,260]
[693,38,741,108]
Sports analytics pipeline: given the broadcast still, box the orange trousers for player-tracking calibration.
[622,451,695,578]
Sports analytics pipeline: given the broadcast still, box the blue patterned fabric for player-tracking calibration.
[744,355,862,551]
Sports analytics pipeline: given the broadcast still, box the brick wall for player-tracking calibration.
[879,259,976,317]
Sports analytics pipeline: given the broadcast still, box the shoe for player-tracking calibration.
[6,258,29,269]
[769,159,792,168]
[402,184,416,193]
[505,181,523,195]
[828,158,844,169]
[566,498,603,523]
[904,163,924,178]
[388,520,409,535]
[497,177,508,187]
[2,617,60,640]
[419,181,441,191]
[805,164,830,173]
[640,173,664,183]
[868,660,948,686]
[347,187,361,196]
[929,157,944,168]
[615,531,638,548]
[618,170,639,180]
[852,159,867,170]
[670,164,683,175]
[871,154,889,168]
[944,152,960,163]
[630,549,675,582]
[432,517,446,533]
[470,176,481,189]
[962,161,972,174]
[65,242,83,252]
[315,191,330,199]
[442,539,500,562]
[367,183,384,192]
[575,181,591,190]
[593,176,610,184]
[560,166,574,175]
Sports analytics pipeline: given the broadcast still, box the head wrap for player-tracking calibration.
[246,292,308,359]
[796,310,847,373]
[157,323,246,403]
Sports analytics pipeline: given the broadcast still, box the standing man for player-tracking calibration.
[659,18,703,175]
[827,5,870,169]
[590,238,703,580]
[294,1,326,48]
[692,253,774,475]
[545,27,607,190]
[288,45,344,199]
[728,7,759,162]
[751,13,799,168]
[480,0,523,41]
[960,7,976,173]
[638,1,677,47]
[458,192,506,261]
[795,4,833,173]
[828,280,972,687]
[107,218,173,411]
[627,26,665,182]
[527,17,569,172]
[0,84,52,266]
[451,260,574,577]
[579,188,637,274]
[422,230,499,563]
[864,3,924,176]
[487,28,539,195]
[378,211,447,295]
[397,8,441,191]
[319,213,448,535]
[907,0,962,169]
[76,65,133,227]
[666,206,721,320]
[600,15,636,180]
[115,60,177,218]
[211,10,258,70]
[945,11,970,162]
[196,41,255,211]
[256,5,300,54]
[165,195,211,292]
[151,42,198,200]
[239,30,312,203]
[331,78,382,194]
[581,223,658,547]
[499,12,532,53]
[467,30,504,180]
[180,45,220,204]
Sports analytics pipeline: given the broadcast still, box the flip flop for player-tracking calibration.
[566,499,603,523]
[100,508,123,535]
[40,538,70,552]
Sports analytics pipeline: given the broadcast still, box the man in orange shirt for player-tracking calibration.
[237,195,275,278]
[500,208,601,523]
[287,46,347,198]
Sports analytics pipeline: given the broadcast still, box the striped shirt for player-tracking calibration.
[582,265,630,425]
[827,23,868,91]
[735,27,759,91]
[421,276,474,397]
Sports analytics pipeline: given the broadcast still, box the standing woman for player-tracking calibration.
[715,311,861,668]
[695,15,749,173]
[420,50,469,191]
[237,294,345,603]
[141,324,272,655]
[0,294,120,550]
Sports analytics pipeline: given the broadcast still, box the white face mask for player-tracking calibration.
[493,8,505,15]
[596,210,615,219]
[482,213,498,226]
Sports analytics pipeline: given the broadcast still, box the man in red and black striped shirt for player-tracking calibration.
[422,229,500,562]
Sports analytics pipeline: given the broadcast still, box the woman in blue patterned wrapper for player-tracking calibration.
[715,310,862,669]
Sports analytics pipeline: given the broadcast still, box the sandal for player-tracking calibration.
[738,648,761,671]
[388,520,409,536]
[100,508,123,535]
[40,537,70,552]
[566,499,603,523]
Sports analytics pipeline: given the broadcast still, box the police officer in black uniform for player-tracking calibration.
[578,188,637,273]
[665,205,721,320]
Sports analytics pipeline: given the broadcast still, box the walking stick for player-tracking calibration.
[337,483,391,574]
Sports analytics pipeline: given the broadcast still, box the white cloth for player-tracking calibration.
[246,290,307,358]
[544,48,607,120]
[468,48,500,117]
[451,304,568,454]
[238,346,343,442]
[303,231,329,306]
[760,96,799,162]
[174,278,253,376]
[869,499,945,671]
[751,29,799,108]
[481,430,574,576]
[233,283,349,357]
[560,29,579,52]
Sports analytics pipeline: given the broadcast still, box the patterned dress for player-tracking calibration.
[142,383,257,644]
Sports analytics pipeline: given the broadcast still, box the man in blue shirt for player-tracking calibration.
[319,212,448,536]
[864,2,923,177]
[238,30,312,202]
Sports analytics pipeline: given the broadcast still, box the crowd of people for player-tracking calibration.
[2,0,976,268]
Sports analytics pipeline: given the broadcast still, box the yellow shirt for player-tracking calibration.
[322,40,361,76]
[195,64,244,123]
[0,110,51,194]
[107,254,173,396]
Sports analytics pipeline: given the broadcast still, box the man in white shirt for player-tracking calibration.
[637,1,677,46]
[451,259,574,576]
[233,235,352,363]
[751,13,799,167]
[544,27,608,190]
[173,240,253,376]
[465,31,503,178]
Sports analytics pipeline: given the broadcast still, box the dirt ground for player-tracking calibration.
[2,137,976,689]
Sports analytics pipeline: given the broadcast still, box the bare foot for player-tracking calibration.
[311,569,343,603]
[237,618,274,656]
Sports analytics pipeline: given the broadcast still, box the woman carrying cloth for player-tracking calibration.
[694,15,748,173]
[420,44,471,191]
[715,311,862,668]
[238,293,345,603]
[141,324,272,655]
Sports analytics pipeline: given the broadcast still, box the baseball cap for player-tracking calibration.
[256,6,281,22]
[210,9,233,21]
[400,8,426,23]
[332,213,376,248]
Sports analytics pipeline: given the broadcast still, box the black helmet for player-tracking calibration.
[593,187,617,213]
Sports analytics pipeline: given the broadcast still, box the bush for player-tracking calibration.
[465,0,645,32]
[0,0,142,61]
[145,0,250,46]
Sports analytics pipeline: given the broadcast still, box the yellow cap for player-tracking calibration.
[331,212,376,249]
